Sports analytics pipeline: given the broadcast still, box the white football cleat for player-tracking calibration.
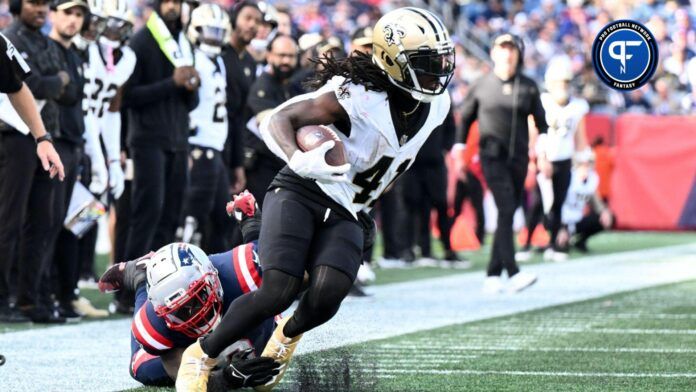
[509,271,537,293]
[552,251,569,262]
[356,263,376,285]
[482,276,504,294]
[515,250,532,262]
[543,248,555,261]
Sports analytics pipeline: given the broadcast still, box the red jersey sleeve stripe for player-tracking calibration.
[131,348,160,376]
[244,244,262,288]
[133,305,173,351]
[233,246,251,293]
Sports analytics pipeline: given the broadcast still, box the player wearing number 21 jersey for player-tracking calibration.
[176,7,455,391]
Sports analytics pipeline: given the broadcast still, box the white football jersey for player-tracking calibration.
[541,93,589,162]
[82,43,136,121]
[263,75,451,218]
[562,169,599,228]
[188,49,227,151]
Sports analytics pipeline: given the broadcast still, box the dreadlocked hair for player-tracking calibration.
[305,51,393,92]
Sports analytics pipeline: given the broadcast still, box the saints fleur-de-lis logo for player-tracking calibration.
[383,23,406,47]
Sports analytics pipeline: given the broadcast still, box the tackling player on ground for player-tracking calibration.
[99,191,281,390]
[176,7,455,391]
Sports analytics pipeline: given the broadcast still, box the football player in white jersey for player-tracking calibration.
[535,56,590,261]
[179,3,233,252]
[555,150,613,258]
[82,0,136,199]
[176,7,455,391]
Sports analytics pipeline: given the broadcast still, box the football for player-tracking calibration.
[295,125,348,166]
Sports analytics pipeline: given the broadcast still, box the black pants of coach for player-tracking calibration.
[182,146,232,254]
[0,132,55,307]
[481,155,528,277]
[42,140,83,306]
[125,146,188,261]
[454,171,486,245]
[402,162,453,257]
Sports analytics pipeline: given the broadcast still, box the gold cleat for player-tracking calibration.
[254,316,303,391]
[175,340,217,392]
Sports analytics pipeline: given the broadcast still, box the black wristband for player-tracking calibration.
[35,133,53,145]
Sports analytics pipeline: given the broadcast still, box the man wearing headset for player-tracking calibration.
[453,33,549,294]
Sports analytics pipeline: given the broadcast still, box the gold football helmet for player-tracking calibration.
[186,3,231,57]
[372,7,455,102]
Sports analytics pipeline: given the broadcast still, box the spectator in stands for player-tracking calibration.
[652,75,683,115]
[623,87,653,114]
[1,0,74,324]
[122,0,199,263]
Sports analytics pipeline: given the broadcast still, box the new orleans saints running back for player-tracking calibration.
[176,7,455,391]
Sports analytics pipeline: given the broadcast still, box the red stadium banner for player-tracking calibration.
[611,115,696,230]
[584,113,613,145]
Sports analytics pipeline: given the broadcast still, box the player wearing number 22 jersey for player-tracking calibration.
[176,7,455,391]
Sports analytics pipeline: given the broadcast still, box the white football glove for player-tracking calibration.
[288,140,351,182]
[89,157,109,195]
[108,161,125,199]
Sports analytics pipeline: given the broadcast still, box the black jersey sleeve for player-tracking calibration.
[0,33,31,94]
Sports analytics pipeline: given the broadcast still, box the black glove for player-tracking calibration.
[357,211,376,257]
[223,348,280,389]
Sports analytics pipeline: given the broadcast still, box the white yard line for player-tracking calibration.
[0,243,694,391]
[366,346,696,354]
[372,369,696,378]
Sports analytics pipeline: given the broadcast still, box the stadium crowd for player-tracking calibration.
[0,0,693,326]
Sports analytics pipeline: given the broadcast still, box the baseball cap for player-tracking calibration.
[51,0,89,11]
[493,33,517,47]
[351,26,373,47]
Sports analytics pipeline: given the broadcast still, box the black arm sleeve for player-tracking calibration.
[24,73,64,100]
[441,107,456,151]
[457,80,479,144]
[530,83,548,134]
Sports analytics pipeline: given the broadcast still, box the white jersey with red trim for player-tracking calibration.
[261,75,451,218]
[130,241,274,356]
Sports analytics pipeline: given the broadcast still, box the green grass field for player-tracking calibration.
[125,279,696,392]
[282,280,696,392]
[2,231,695,392]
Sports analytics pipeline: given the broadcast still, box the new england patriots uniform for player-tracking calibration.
[129,241,274,385]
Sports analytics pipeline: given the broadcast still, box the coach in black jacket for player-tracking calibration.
[122,0,199,261]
